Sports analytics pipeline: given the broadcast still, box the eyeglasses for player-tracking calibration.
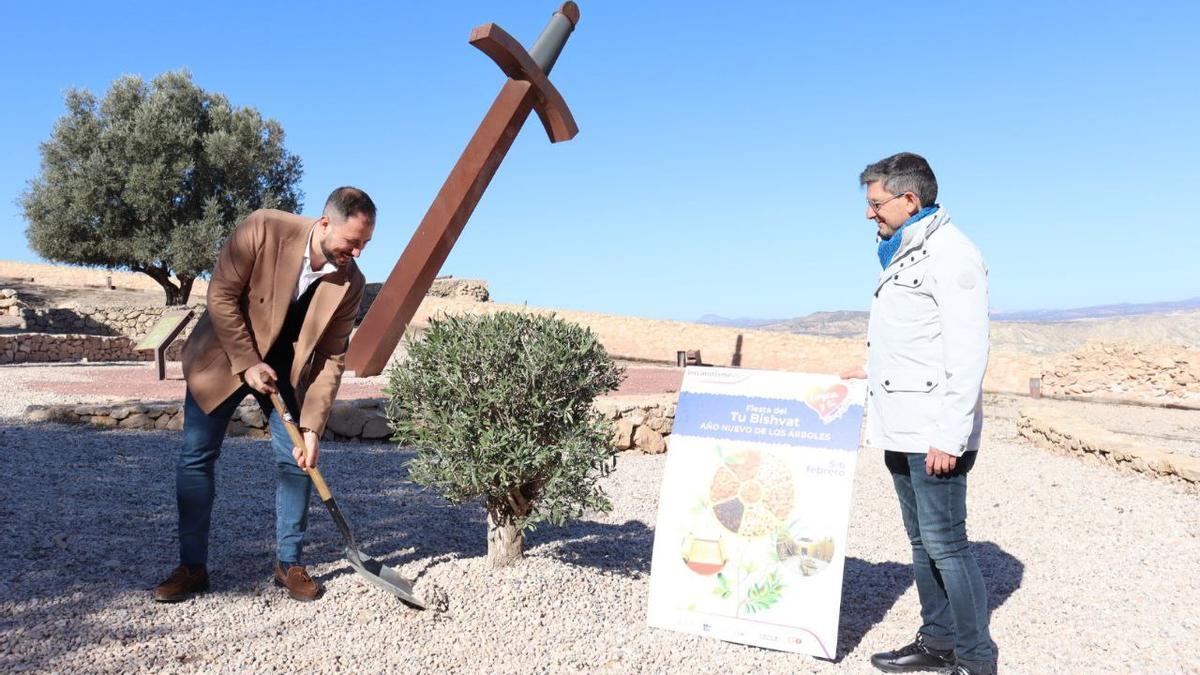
[866,193,907,212]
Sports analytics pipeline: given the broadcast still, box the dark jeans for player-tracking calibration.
[176,383,311,567]
[885,450,995,666]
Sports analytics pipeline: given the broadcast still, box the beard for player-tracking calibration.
[320,240,349,271]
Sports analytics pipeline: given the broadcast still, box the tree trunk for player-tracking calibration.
[136,264,184,306]
[159,282,181,306]
[177,275,195,304]
[486,508,524,567]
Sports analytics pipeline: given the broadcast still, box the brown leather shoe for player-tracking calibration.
[274,563,323,601]
[154,564,209,602]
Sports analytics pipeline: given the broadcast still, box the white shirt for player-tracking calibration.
[296,224,337,300]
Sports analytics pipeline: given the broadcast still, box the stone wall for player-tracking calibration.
[20,303,206,339]
[1041,342,1200,403]
[358,278,489,322]
[25,394,677,453]
[595,396,676,454]
[0,334,148,365]
[1017,405,1200,484]
[0,288,26,318]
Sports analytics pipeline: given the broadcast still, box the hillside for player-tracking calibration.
[0,260,209,307]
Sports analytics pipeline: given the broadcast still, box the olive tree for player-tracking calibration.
[384,311,625,567]
[21,69,302,304]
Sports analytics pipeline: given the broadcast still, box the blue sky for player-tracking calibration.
[1,1,1196,321]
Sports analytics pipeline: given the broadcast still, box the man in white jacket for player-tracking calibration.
[847,153,997,675]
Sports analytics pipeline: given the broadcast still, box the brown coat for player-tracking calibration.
[182,209,366,435]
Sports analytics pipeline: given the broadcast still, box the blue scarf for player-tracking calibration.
[878,205,938,268]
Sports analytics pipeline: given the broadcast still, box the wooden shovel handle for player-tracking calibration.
[268,391,333,501]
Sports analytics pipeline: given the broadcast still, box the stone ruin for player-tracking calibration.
[1041,341,1200,402]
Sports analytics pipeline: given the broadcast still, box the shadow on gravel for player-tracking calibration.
[0,423,448,669]
[534,519,655,578]
[310,453,656,583]
[975,540,1025,616]
[836,557,913,659]
[0,423,198,669]
[275,445,489,585]
[834,540,1024,661]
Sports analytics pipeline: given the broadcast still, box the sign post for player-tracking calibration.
[647,366,866,659]
[135,310,194,380]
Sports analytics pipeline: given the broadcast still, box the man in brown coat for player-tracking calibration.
[154,187,374,603]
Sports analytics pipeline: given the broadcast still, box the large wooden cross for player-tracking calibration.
[346,3,581,376]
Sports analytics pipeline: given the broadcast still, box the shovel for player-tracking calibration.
[269,391,425,609]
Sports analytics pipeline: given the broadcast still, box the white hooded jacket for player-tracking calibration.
[865,208,989,456]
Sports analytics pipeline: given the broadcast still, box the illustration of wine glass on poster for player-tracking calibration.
[646,366,866,659]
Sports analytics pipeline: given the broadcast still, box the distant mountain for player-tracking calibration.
[694,314,784,329]
[699,297,1200,332]
[696,298,1200,353]
[759,311,870,339]
[991,297,1200,322]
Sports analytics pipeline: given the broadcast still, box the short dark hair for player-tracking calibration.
[859,152,938,207]
[323,186,377,224]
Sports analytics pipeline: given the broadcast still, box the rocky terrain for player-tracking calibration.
[1040,342,1200,403]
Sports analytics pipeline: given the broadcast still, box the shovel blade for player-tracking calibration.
[345,548,425,609]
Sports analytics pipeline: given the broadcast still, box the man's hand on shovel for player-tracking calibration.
[259,374,319,469]
[292,430,320,470]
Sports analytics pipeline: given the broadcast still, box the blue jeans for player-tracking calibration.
[885,450,994,666]
[176,384,312,567]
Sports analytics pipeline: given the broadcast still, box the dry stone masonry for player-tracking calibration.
[358,277,489,322]
[20,302,206,338]
[25,394,676,452]
[0,288,26,317]
[1041,341,1200,403]
[1017,405,1200,484]
[0,334,147,365]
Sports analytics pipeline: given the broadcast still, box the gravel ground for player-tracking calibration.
[1,394,1199,673]
[1032,397,1200,459]
[0,363,132,418]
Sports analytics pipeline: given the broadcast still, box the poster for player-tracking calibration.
[646,367,866,658]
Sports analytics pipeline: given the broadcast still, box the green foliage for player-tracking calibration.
[384,311,625,532]
[741,571,785,614]
[713,572,732,600]
[20,69,302,304]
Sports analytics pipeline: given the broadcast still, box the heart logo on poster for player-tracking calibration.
[804,384,848,423]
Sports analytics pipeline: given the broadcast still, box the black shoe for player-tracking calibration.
[871,633,956,672]
[936,661,997,675]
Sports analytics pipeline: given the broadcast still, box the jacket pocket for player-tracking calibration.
[891,268,926,289]
[879,368,940,434]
